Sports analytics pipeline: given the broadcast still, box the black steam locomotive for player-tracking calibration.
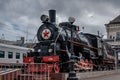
[23,10,115,72]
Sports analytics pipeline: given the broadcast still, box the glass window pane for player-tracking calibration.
[116,32,120,39]
[8,52,13,58]
[16,53,20,59]
[0,51,5,58]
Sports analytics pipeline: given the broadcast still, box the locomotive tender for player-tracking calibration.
[23,10,115,72]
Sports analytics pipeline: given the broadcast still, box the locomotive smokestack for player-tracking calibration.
[49,9,56,23]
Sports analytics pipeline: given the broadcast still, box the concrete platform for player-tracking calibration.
[0,69,120,80]
[51,70,120,80]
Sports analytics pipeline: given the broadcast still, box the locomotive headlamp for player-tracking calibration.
[40,15,49,22]
[38,49,41,52]
[68,17,75,24]
[48,49,53,53]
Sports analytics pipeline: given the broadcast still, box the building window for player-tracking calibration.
[113,36,115,39]
[0,51,5,58]
[8,52,13,58]
[110,35,112,39]
[116,32,120,39]
[16,53,20,59]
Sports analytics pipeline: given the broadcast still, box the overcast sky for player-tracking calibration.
[0,0,120,42]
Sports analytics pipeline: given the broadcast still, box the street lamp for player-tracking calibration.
[67,17,79,80]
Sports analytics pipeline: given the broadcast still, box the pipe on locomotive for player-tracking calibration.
[49,9,56,23]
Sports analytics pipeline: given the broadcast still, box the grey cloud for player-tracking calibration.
[0,0,120,40]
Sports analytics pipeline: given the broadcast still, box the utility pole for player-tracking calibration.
[26,26,28,43]
[113,37,118,70]
[97,30,100,36]
[114,49,118,70]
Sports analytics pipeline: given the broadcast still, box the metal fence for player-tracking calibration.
[0,63,51,80]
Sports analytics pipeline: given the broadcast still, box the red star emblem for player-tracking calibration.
[42,29,51,39]
[43,30,49,37]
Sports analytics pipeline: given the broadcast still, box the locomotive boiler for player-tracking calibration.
[23,10,115,72]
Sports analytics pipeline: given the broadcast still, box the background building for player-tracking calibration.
[105,15,120,66]
[0,37,35,48]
